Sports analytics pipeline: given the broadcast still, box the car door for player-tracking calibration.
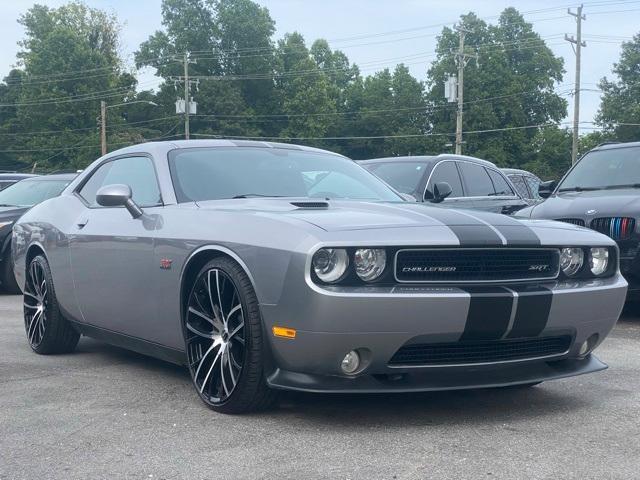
[68,154,162,338]
[423,161,468,207]
[454,161,502,212]
[485,168,528,214]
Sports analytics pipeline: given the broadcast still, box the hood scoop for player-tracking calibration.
[290,201,329,209]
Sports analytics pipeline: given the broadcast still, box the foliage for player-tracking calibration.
[0,0,624,181]
[596,33,640,141]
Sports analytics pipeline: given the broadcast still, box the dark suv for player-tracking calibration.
[517,141,640,298]
[360,154,527,214]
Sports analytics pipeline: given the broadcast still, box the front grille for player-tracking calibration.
[555,218,585,227]
[389,335,572,366]
[395,248,560,283]
[590,217,635,240]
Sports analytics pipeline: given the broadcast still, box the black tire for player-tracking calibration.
[23,255,79,354]
[2,245,21,294]
[184,257,277,414]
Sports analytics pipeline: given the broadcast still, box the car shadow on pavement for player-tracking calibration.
[75,338,592,426]
[274,384,591,427]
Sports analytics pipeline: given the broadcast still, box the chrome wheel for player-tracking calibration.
[186,268,246,405]
[23,260,48,348]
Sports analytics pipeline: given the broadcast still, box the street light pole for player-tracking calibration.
[99,100,158,156]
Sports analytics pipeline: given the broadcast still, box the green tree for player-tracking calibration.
[0,2,134,170]
[425,9,567,167]
[596,33,640,141]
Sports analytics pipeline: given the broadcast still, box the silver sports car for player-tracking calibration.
[12,140,627,413]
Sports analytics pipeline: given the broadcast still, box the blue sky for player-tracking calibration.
[1,0,639,127]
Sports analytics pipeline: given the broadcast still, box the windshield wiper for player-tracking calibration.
[0,204,17,207]
[557,186,601,192]
[604,183,640,190]
[231,194,285,199]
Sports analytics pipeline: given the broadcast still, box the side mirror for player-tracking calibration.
[538,180,557,199]
[96,184,143,218]
[431,182,452,203]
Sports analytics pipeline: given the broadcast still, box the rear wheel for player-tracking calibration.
[23,255,79,354]
[184,257,276,414]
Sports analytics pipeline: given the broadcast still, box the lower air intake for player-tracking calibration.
[389,335,572,366]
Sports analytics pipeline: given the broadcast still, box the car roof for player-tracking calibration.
[22,173,77,182]
[502,168,538,177]
[0,173,39,180]
[591,140,640,151]
[106,139,347,158]
[360,154,499,169]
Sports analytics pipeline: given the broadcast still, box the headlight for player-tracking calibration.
[354,248,386,281]
[589,247,609,276]
[312,248,349,283]
[560,247,584,276]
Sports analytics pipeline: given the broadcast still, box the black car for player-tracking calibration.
[0,173,38,191]
[0,174,76,293]
[517,141,640,299]
[502,168,543,205]
[360,155,528,214]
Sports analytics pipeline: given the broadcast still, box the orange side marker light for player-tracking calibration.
[272,326,297,339]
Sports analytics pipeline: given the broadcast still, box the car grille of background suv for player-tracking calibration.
[555,218,586,227]
[590,217,635,241]
[394,248,560,283]
[388,335,572,366]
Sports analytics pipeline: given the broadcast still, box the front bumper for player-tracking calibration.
[260,274,627,393]
[267,355,606,393]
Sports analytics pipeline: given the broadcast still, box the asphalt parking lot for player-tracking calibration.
[1,292,639,480]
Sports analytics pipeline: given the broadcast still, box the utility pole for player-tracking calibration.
[98,100,157,155]
[100,100,107,156]
[565,4,586,164]
[183,52,190,140]
[453,26,478,155]
[170,53,198,140]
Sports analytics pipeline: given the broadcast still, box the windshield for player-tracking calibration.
[558,146,640,191]
[0,179,70,207]
[168,147,402,202]
[364,161,426,194]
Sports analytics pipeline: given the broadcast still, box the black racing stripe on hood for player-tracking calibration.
[506,286,553,338]
[459,287,513,341]
[468,210,541,245]
[419,208,503,246]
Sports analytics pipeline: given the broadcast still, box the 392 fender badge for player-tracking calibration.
[160,258,173,270]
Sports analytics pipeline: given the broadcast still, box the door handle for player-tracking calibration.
[76,217,89,229]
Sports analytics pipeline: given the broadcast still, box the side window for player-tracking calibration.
[78,156,161,207]
[525,176,541,199]
[458,162,495,197]
[427,162,463,199]
[509,175,530,199]
[487,169,515,196]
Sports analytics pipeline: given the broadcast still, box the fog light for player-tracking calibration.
[579,333,599,357]
[341,350,360,374]
[579,340,590,356]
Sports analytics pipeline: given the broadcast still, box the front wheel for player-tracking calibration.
[184,257,277,414]
[23,255,79,354]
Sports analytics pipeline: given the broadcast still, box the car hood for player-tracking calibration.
[196,198,538,232]
[528,189,640,219]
